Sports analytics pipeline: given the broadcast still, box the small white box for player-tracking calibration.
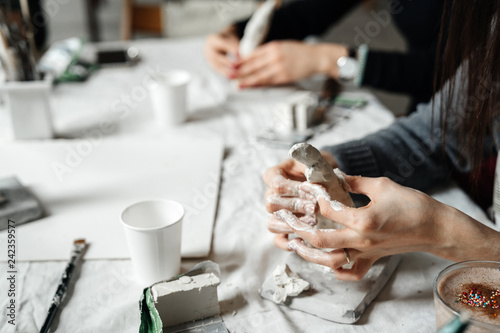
[0,76,53,140]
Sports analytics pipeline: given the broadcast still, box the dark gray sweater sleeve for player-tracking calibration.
[321,77,496,191]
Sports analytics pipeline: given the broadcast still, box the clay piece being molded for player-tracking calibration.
[260,144,401,324]
[239,0,275,57]
[289,142,354,208]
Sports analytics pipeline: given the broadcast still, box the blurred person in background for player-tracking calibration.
[205,0,447,114]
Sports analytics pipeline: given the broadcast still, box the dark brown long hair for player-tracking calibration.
[435,0,500,177]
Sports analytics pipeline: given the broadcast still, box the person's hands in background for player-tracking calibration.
[204,25,240,78]
[235,41,348,88]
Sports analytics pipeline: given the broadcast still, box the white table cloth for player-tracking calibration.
[0,37,496,333]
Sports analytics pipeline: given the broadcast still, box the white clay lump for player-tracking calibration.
[151,271,221,327]
[272,263,310,304]
[289,142,354,208]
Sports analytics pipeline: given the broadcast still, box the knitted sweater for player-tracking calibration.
[322,72,498,192]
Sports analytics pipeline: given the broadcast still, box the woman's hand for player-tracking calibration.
[273,175,500,280]
[262,152,338,214]
[204,26,240,78]
[235,42,348,88]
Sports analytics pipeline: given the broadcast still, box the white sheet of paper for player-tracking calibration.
[0,133,223,261]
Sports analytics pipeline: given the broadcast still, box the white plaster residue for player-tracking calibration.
[272,263,310,304]
[304,168,314,183]
[334,168,351,192]
[301,183,346,213]
[301,182,331,201]
[179,276,192,284]
[269,223,293,233]
[275,210,316,234]
[151,272,220,299]
[266,194,314,213]
[300,215,317,226]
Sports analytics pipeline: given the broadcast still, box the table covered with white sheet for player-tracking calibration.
[0,37,496,333]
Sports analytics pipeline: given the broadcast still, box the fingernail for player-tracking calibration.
[330,200,345,212]
[288,241,298,251]
[305,204,316,215]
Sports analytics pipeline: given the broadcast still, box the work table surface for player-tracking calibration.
[0,37,496,333]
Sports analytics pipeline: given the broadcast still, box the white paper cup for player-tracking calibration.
[120,200,184,286]
[149,70,191,128]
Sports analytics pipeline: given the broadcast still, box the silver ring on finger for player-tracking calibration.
[343,248,351,264]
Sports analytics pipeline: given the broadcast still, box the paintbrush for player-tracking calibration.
[40,239,88,333]
[19,0,39,80]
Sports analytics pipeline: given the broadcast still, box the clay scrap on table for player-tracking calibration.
[289,142,354,208]
[269,263,310,304]
[260,253,402,324]
[139,261,228,333]
[239,0,275,57]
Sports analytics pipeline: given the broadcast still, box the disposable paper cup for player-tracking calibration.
[120,200,184,286]
[149,70,191,128]
[433,260,500,332]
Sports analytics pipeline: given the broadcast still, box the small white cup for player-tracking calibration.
[149,70,191,128]
[120,200,184,286]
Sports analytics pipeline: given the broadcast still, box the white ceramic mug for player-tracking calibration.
[120,199,184,286]
[149,70,191,128]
